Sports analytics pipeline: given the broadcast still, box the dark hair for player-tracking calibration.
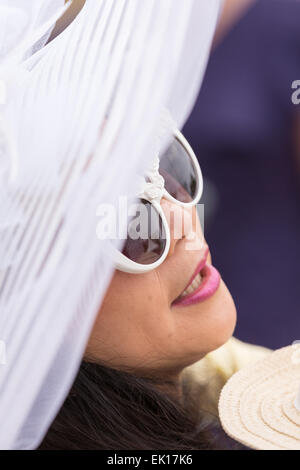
[39,361,241,450]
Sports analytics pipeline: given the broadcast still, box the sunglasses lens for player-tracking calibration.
[159,136,198,203]
[122,200,166,265]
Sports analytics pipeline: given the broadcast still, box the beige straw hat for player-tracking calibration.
[219,345,300,450]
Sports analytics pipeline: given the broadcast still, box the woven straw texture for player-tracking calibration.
[219,346,300,450]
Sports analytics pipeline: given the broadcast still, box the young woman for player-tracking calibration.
[39,128,270,450]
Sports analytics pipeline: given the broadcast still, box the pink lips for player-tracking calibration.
[172,251,221,307]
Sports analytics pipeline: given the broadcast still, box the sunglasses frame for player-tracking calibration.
[114,129,203,274]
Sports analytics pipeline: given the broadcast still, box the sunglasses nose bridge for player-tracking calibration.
[138,156,165,205]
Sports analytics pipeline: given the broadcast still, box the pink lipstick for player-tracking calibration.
[172,252,221,307]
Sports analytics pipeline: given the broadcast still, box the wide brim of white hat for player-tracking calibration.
[218,346,300,450]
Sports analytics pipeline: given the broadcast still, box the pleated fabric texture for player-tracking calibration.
[0,0,221,449]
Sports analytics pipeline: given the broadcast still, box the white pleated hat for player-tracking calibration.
[219,345,300,450]
[0,0,222,450]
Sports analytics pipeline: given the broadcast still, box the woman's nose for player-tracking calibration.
[160,198,204,258]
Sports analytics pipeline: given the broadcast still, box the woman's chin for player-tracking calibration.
[176,279,237,358]
[203,280,237,351]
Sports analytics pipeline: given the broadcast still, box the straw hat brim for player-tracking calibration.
[218,346,300,450]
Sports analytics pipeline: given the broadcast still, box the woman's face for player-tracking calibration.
[86,198,236,379]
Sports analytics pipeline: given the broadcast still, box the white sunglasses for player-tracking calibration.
[114,128,203,274]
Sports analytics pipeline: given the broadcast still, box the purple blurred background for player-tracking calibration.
[184,0,300,349]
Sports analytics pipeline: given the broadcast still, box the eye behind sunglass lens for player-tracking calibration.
[159,136,198,203]
[122,199,167,265]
